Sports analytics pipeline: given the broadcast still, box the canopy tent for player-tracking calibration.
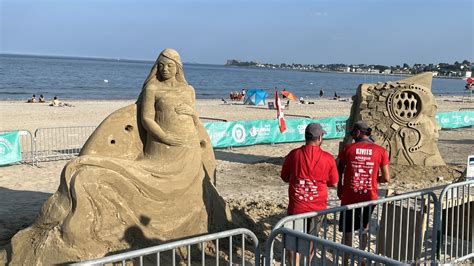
[244,89,268,105]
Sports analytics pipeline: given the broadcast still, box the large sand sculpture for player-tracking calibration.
[342,72,445,166]
[8,49,232,264]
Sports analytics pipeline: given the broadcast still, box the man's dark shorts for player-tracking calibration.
[338,206,375,233]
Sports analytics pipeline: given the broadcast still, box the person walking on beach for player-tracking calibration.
[319,88,324,98]
[281,123,338,265]
[337,121,390,263]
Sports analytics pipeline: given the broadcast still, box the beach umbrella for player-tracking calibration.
[281,90,298,101]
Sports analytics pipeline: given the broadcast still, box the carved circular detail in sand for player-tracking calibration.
[387,89,422,125]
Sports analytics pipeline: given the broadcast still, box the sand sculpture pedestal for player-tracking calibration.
[8,49,232,265]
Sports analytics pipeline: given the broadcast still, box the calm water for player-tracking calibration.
[0,54,467,101]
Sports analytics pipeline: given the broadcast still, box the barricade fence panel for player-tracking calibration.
[0,129,35,165]
[273,188,439,264]
[436,180,474,264]
[34,126,97,163]
[265,227,407,265]
[73,228,260,266]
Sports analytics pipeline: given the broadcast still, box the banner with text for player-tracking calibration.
[0,131,22,165]
[435,111,474,129]
[203,111,473,148]
[204,116,348,148]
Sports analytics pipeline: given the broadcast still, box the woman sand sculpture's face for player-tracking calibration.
[158,57,177,81]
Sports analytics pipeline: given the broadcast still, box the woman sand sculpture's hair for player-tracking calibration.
[8,49,232,265]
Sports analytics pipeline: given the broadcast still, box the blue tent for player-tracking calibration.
[244,89,268,106]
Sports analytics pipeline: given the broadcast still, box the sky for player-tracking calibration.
[1,0,473,65]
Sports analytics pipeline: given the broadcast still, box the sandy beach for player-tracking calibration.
[1,96,473,260]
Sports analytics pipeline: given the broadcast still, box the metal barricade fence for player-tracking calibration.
[34,126,96,163]
[273,188,439,264]
[0,129,35,164]
[265,227,407,265]
[73,228,260,266]
[435,180,474,264]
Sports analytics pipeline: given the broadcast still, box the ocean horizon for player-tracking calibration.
[0,54,468,101]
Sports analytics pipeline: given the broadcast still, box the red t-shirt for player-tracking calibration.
[281,145,338,215]
[338,141,389,205]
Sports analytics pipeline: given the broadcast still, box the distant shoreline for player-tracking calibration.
[225,65,464,81]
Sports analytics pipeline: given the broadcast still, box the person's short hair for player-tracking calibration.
[305,123,326,141]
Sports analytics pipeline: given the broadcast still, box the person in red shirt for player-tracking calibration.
[337,120,390,255]
[281,122,339,265]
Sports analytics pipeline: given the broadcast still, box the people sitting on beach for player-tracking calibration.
[50,96,74,107]
[229,91,244,101]
[50,96,61,106]
[299,96,306,104]
[333,91,340,100]
[39,94,45,103]
[26,94,37,103]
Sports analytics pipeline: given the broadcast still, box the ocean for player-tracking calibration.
[0,54,467,101]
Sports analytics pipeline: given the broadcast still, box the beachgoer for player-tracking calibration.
[337,121,390,262]
[319,89,324,98]
[241,88,246,100]
[50,96,61,107]
[299,96,305,104]
[39,94,45,103]
[281,123,338,265]
[26,94,37,103]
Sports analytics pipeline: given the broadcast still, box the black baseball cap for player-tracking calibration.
[352,120,369,132]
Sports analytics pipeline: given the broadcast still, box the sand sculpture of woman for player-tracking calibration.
[9,49,231,265]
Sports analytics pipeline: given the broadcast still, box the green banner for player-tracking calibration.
[204,116,349,148]
[203,111,473,148]
[435,111,474,129]
[0,131,22,165]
